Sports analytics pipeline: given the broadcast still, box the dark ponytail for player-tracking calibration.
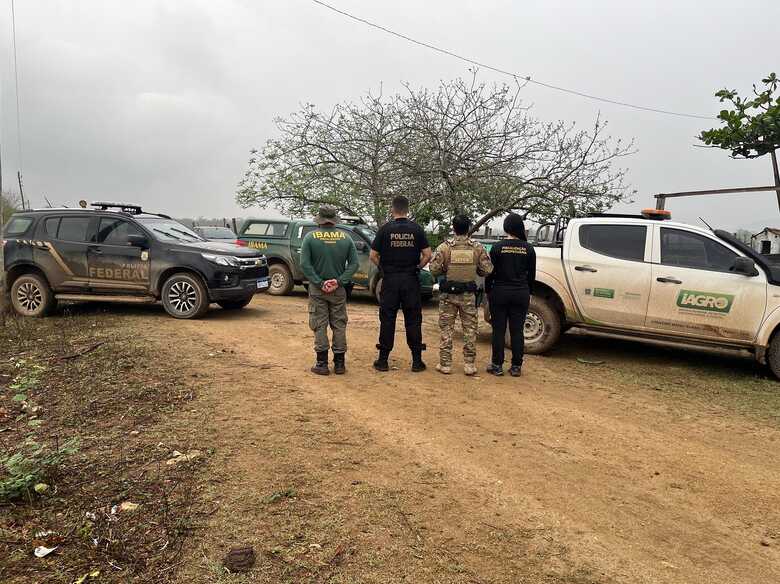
[503,213,527,241]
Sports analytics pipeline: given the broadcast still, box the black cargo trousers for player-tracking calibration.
[489,285,530,367]
[378,271,425,353]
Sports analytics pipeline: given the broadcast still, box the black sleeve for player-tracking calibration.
[485,243,499,292]
[371,225,384,253]
[527,244,536,295]
[418,225,430,250]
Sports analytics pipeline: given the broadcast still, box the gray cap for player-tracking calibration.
[315,205,339,225]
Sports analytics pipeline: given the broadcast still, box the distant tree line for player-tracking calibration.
[236,74,635,234]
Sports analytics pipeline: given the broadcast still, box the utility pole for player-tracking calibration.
[771,150,780,213]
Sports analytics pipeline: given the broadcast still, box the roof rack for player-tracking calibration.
[91,202,143,214]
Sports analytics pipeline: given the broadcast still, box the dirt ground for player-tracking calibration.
[84,291,780,582]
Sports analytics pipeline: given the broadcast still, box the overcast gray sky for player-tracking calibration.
[1,0,778,230]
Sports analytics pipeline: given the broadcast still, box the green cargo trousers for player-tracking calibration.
[308,285,348,354]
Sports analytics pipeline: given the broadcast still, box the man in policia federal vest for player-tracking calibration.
[429,214,493,375]
[300,205,359,375]
[370,196,433,372]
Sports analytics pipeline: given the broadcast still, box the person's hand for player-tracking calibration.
[321,279,339,294]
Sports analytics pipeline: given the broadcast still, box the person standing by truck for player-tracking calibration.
[429,214,493,375]
[370,196,433,372]
[300,206,359,376]
[486,213,536,377]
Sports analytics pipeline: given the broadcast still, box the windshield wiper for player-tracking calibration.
[170,227,204,241]
[153,228,184,241]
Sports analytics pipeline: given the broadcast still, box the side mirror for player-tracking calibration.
[127,234,148,248]
[355,241,368,252]
[732,256,759,277]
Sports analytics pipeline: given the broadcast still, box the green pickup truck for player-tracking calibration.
[236,218,435,300]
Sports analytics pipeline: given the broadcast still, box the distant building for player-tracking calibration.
[751,228,780,255]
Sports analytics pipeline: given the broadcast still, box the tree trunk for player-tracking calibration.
[470,208,506,236]
[772,149,780,213]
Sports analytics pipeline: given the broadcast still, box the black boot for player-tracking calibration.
[411,350,426,373]
[373,348,390,372]
[333,352,346,375]
[311,351,330,375]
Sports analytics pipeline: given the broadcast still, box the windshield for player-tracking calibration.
[136,217,205,242]
[198,226,235,239]
[354,226,377,242]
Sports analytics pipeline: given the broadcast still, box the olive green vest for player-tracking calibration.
[446,238,478,283]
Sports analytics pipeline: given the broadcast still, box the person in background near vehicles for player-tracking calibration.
[429,214,493,376]
[370,195,433,372]
[300,205,359,376]
[485,213,536,377]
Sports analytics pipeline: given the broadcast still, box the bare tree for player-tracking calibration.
[237,76,634,231]
[399,76,634,233]
[237,91,415,226]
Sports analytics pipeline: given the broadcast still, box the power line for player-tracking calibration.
[309,0,715,121]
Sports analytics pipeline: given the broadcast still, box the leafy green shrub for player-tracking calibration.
[0,438,79,502]
[9,358,45,402]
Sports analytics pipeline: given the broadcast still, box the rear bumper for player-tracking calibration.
[208,276,270,301]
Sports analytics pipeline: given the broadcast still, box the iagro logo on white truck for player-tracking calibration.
[676,290,735,314]
[493,209,780,378]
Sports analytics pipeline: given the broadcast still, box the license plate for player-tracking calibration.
[257,279,269,289]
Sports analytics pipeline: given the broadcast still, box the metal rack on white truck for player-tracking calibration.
[511,209,780,377]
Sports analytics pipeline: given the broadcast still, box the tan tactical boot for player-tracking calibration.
[464,362,477,376]
[436,363,452,375]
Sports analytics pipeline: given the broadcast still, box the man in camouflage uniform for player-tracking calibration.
[429,214,493,375]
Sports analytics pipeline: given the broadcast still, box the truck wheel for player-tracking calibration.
[162,273,210,319]
[767,334,780,379]
[10,273,56,317]
[217,296,254,310]
[523,296,562,354]
[268,264,294,295]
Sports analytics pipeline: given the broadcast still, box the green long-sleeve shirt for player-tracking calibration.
[300,226,359,287]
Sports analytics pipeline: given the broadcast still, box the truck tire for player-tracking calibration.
[524,295,562,355]
[268,264,294,296]
[767,333,780,379]
[217,295,254,310]
[10,273,56,317]
[162,273,210,319]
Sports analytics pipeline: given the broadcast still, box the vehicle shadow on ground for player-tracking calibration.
[57,300,272,322]
[548,331,772,381]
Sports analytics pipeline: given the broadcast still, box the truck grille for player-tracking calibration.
[236,257,267,269]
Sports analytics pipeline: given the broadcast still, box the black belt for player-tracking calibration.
[440,280,477,294]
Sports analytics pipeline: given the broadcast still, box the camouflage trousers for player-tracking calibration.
[438,292,478,366]
[308,285,348,353]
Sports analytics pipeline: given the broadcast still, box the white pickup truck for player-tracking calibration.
[500,211,780,377]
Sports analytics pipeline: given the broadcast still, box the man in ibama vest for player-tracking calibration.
[429,214,493,375]
[300,205,359,375]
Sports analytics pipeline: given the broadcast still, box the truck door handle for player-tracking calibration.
[656,276,682,284]
[575,265,598,272]
[88,246,103,255]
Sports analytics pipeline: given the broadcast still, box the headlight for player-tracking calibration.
[202,253,240,267]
